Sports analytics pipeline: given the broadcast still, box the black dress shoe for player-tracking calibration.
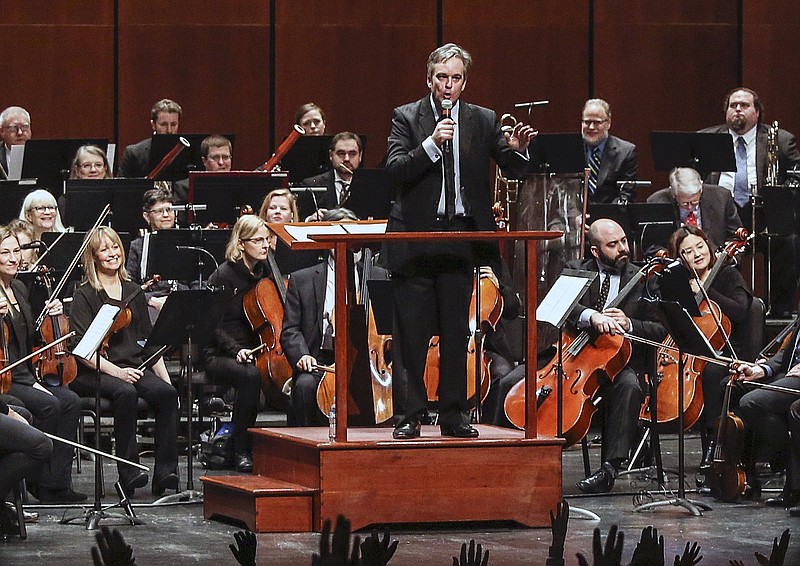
[577,462,616,494]
[152,473,179,496]
[235,453,253,473]
[0,504,18,538]
[36,487,88,504]
[121,472,149,496]
[789,505,800,517]
[441,423,479,438]
[393,419,421,439]
[765,491,800,508]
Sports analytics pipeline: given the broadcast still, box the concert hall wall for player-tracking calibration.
[1,1,797,198]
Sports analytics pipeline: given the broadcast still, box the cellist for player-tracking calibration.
[204,215,270,473]
[570,219,666,494]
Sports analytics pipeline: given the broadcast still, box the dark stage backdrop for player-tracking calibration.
[0,1,797,198]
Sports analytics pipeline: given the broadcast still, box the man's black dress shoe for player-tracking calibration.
[236,453,253,473]
[765,491,800,508]
[393,419,421,439]
[121,472,149,496]
[577,462,616,494]
[152,473,179,496]
[37,487,88,504]
[441,423,479,438]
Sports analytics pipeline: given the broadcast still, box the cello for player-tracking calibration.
[503,261,658,445]
[641,229,750,432]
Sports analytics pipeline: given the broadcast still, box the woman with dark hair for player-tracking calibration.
[294,103,326,136]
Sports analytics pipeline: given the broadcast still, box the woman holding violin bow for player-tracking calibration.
[0,223,87,504]
[69,226,179,497]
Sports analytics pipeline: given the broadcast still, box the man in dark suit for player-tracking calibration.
[647,167,742,250]
[384,43,534,440]
[0,106,32,180]
[581,99,637,204]
[299,132,363,221]
[569,218,666,493]
[119,99,182,178]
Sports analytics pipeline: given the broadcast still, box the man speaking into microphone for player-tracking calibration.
[384,43,535,439]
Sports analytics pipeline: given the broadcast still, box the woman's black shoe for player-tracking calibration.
[152,473,179,496]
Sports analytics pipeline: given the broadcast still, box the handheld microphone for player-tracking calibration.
[441,99,453,154]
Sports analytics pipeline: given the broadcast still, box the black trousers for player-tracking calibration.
[482,363,524,428]
[787,399,800,491]
[291,371,326,426]
[0,412,52,502]
[205,356,262,453]
[70,370,178,482]
[598,366,644,464]
[7,382,79,490]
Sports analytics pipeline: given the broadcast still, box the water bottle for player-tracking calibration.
[328,397,336,442]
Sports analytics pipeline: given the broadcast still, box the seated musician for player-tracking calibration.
[0,224,85,504]
[69,226,178,497]
[647,167,742,251]
[258,188,299,251]
[0,399,51,536]
[119,98,182,179]
[8,219,35,271]
[204,215,272,473]
[571,218,666,494]
[300,132,362,221]
[69,145,113,180]
[172,135,233,205]
[18,189,67,241]
[295,103,327,136]
[730,318,800,505]
[668,226,752,471]
[281,208,389,426]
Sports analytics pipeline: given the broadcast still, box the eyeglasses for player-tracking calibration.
[3,123,30,133]
[31,205,57,213]
[581,119,608,127]
[80,162,105,170]
[241,237,268,246]
[148,206,175,215]
[206,154,232,163]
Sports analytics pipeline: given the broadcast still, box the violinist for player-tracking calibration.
[0,224,86,504]
[204,215,271,473]
[571,219,666,494]
[668,226,752,455]
[8,219,35,271]
[258,188,298,252]
[18,189,67,241]
[281,208,389,426]
[68,226,179,497]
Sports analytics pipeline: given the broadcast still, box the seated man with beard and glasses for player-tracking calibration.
[567,218,666,494]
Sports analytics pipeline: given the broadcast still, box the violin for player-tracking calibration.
[99,276,161,358]
[242,250,293,396]
[503,261,658,444]
[423,270,502,404]
[32,266,77,387]
[641,229,750,432]
[0,318,10,394]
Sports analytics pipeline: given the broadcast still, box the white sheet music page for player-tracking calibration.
[537,275,588,327]
[72,304,121,361]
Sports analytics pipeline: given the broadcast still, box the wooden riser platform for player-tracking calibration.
[202,424,564,533]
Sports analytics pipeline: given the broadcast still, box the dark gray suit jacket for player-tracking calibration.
[698,123,800,188]
[119,137,151,178]
[589,134,638,204]
[384,96,528,271]
[300,170,338,210]
[647,183,742,249]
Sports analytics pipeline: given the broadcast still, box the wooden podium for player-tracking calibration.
[202,222,564,532]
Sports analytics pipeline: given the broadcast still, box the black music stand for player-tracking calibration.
[650,132,735,177]
[0,179,37,223]
[188,171,287,227]
[291,186,329,221]
[633,263,713,516]
[143,230,221,286]
[281,135,369,184]
[147,133,235,181]
[20,138,108,196]
[64,178,156,233]
[343,168,393,220]
[273,238,323,275]
[528,133,585,174]
[146,289,230,503]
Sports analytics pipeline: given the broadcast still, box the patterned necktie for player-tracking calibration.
[733,136,749,207]
[588,146,601,195]
[338,181,350,205]
[595,271,610,311]
[685,210,698,227]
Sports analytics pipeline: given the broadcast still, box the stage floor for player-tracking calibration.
[2,421,798,565]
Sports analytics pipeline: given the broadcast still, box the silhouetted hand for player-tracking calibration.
[229,530,257,566]
[360,527,398,566]
[755,528,790,566]
[576,525,624,566]
[452,539,489,566]
[91,526,136,566]
[549,500,570,551]
[630,526,664,566]
[312,515,361,566]
[673,541,702,566]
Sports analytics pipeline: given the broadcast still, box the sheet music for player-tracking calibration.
[284,223,347,242]
[537,274,591,327]
[106,143,116,175]
[342,222,387,235]
[72,304,121,361]
[8,145,24,180]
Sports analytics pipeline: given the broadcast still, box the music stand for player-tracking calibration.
[528,133,585,174]
[0,179,37,223]
[64,179,156,233]
[146,289,230,503]
[188,171,287,227]
[291,186,329,221]
[143,229,220,286]
[21,139,109,196]
[273,238,323,275]
[147,133,235,181]
[650,132,735,177]
[343,168,393,220]
[630,203,679,257]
